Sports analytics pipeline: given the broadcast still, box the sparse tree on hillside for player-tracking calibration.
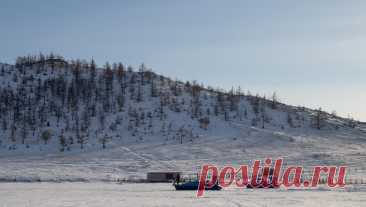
[41,130,52,144]
[116,62,124,82]
[99,134,110,149]
[77,132,88,149]
[312,108,326,130]
[271,92,278,109]
[90,59,97,82]
[251,94,260,115]
[59,132,67,152]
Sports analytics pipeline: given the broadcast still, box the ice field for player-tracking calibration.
[1,182,365,207]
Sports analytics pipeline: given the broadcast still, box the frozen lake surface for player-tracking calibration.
[0,182,365,207]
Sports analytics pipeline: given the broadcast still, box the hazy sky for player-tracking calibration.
[1,0,365,121]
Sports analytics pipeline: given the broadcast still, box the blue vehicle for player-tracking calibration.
[174,180,222,191]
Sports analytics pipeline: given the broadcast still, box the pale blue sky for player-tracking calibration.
[0,0,365,120]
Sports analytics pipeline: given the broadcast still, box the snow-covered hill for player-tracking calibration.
[0,54,365,181]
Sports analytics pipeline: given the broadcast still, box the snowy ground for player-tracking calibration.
[1,124,366,182]
[0,128,365,207]
[0,182,365,207]
[0,120,365,206]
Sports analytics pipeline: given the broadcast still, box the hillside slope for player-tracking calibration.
[0,55,365,181]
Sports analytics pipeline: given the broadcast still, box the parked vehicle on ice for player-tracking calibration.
[174,180,222,191]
